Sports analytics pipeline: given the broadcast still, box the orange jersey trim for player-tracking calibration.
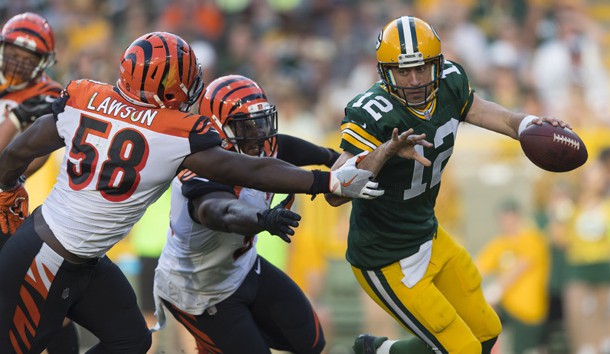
[64,80,210,138]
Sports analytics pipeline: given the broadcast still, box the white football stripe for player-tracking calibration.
[400,17,415,54]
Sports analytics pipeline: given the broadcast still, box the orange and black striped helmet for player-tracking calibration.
[117,32,203,112]
[198,75,278,156]
[0,12,56,91]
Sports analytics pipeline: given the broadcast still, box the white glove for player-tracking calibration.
[329,153,384,199]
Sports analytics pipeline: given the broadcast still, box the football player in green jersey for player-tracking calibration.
[325,16,571,354]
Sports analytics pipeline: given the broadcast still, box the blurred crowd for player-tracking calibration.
[3,0,610,353]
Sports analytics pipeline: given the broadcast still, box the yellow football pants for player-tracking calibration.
[352,226,502,354]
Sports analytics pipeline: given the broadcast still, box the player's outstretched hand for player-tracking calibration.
[257,194,301,243]
[329,154,383,199]
[385,128,432,166]
[0,184,29,246]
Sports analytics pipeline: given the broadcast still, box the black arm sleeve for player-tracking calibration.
[276,134,339,168]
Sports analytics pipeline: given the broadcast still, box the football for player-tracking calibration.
[519,122,588,172]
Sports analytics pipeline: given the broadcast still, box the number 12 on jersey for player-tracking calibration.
[403,119,458,200]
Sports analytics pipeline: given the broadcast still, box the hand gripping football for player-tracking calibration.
[519,122,588,172]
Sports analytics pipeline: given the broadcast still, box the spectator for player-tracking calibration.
[476,200,550,354]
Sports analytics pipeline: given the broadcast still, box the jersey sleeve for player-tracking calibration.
[339,103,384,156]
[180,174,235,225]
[53,79,90,119]
[52,86,70,119]
[188,115,222,153]
[180,175,235,199]
[443,61,475,121]
[276,134,338,167]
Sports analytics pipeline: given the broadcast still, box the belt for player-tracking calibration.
[33,209,99,265]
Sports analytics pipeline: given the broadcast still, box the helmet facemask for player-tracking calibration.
[378,54,443,108]
[177,61,204,112]
[222,104,278,157]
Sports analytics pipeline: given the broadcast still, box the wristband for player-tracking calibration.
[518,115,538,137]
[308,170,331,195]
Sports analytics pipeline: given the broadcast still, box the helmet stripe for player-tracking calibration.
[396,17,418,55]
[226,91,264,116]
[408,17,418,53]
[130,38,153,103]
[156,33,171,101]
[222,83,258,116]
[175,36,186,86]
[4,27,52,51]
[208,76,242,119]
[396,18,407,54]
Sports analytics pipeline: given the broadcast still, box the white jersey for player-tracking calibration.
[42,79,220,258]
[154,171,273,315]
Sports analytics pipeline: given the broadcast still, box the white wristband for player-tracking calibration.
[518,115,538,137]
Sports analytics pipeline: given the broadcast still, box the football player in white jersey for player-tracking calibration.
[153,75,338,354]
[0,30,433,353]
[0,12,79,354]
[0,12,62,243]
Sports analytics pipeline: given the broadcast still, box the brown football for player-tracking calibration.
[519,122,588,172]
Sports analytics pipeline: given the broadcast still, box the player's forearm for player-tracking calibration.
[1,115,63,186]
[24,155,50,178]
[231,156,330,194]
[201,198,262,235]
[0,148,30,188]
[186,149,330,195]
[277,134,338,167]
[354,143,394,178]
[324,193,350,207]
[466,95,526,139]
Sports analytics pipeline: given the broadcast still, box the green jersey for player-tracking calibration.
[340,61,473,269]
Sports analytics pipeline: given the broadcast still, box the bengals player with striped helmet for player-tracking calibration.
[201,74,279,156]
[0,11,61,250]
[0,12,62,239]
[153,75,339,353]
[0,31,390,353]
[0,12,62,238]
[0,12,79,354]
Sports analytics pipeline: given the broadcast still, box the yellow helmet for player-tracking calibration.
[376,16,443,107]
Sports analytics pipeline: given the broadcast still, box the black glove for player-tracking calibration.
[325,148,340,168]
[256,194,301,243]
[11,95,56,128]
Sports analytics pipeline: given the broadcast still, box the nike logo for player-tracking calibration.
[341,175,357,187]
[361,123,367,129]
[254,258,261,274]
